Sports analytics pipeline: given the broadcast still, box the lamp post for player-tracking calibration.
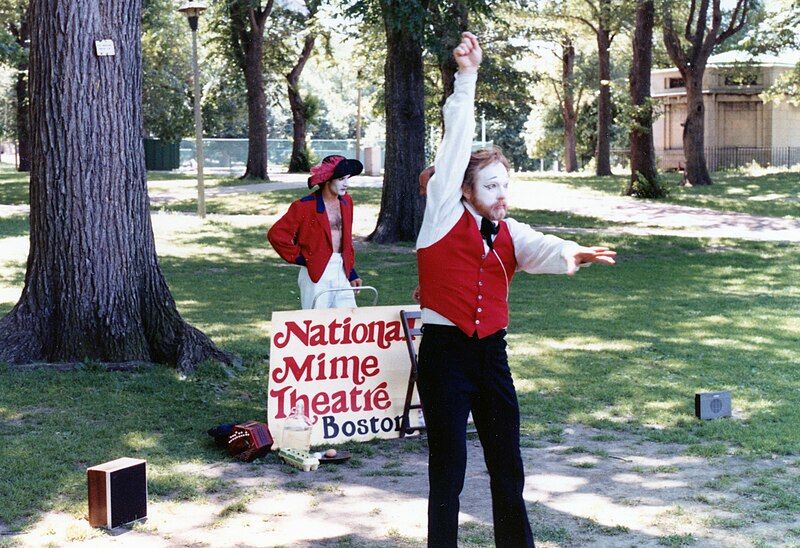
[178,1,208,218]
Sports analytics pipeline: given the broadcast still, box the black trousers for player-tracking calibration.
[417,324,534,548]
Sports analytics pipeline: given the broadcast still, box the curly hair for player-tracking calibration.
[461,146,511,194]
[418,146,510,197]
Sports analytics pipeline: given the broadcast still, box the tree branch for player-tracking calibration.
[256,0,275,26]
[685,0,697,42]
[248,8,258,31]
[692,0,711,53]
[661,3,689,73]
[287,33,316,85]
[716,0,750,44]
[564,14,598,36]
[580,0,601,20]
[551,79,563,105]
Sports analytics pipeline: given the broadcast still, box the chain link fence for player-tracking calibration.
[178,139,386,174]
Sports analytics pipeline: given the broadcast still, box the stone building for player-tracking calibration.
[651,51,800,170]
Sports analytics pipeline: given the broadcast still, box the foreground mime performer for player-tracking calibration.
[415,32,616,547]
[268,155,364,309]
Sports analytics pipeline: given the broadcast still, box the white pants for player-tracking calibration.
[298,253,357,310]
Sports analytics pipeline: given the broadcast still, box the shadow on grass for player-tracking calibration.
[152,187,384,215]
[520,170,800,218]
[0,214,29,239]
[506,234,800,455]
[1,211,799,534]
[163,222,800,457]
[0,170,29,205]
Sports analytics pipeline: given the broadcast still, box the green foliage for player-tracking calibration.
[761,64,800,106]
[301,92,321,126]
[288,145,318,172]
[741,2,800,105]
[142,0,194,142]
[740,0,800,54]
[629,171,669,199]
[0,0,27,66]
[201,61,250,138]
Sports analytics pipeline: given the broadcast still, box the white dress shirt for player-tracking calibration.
[416,70,580,327]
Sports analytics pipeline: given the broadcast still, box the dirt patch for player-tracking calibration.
[7,425,800,547]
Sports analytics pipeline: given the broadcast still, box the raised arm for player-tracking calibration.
[417,33,482,248]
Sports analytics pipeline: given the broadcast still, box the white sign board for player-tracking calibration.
[94,40,116,57]
[268,305,422,447]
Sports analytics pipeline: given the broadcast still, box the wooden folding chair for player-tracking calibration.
[399,310,424,438]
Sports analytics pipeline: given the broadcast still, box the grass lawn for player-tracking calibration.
[522,169,800,218]
[0,164,259,206]
[1,173,799,533]
[0,167,28,205]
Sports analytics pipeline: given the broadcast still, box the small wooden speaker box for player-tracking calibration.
[87,458,147,528]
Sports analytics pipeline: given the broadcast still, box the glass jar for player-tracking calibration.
[281,402,312,452]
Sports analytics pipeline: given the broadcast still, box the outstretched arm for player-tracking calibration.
[506,218,616,275]
[417,32,483,249]
[565,246,616,275]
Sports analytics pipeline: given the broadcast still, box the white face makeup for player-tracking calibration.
[467,162,510,221]
[327,175,350,197]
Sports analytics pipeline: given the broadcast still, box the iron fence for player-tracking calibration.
[610,146,800,172]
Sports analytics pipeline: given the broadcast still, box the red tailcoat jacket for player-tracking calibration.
[267,190,358,283]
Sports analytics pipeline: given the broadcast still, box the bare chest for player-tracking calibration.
[325,202,343,232]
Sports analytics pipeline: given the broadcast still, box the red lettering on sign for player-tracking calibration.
[272,352,380,385]
[270,383,394,420]
[272,318,407,350]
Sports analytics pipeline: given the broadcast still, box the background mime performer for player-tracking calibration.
[416,32,616,547]
[268,155,364,309]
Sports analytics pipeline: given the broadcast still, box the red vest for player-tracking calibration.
[418,209,517,338]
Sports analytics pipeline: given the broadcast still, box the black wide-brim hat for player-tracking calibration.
[308,155,364,188]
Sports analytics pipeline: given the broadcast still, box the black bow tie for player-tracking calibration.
[480,218,499,250]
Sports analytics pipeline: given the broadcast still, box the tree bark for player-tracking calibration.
[229,1,274,181]
[0,0,236,372]
[561,38,578,173]
[681,73,713,186]
[370,2,426,243]
[14,66,30,172]
[595,19,612,176]
[661,0,751,186]
[627,0,662,195]
[243,32,269,180]
[10,9,30,172]
[287,33,316,173]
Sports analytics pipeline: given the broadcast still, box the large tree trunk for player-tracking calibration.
[370,4,426,243]
[627,0,662,196]
[595,23,612,176]
[660,0,751,187]
[243,34,269,180]
[0,0,235,372]
[13,12,30,173]
[287,34,316,173]
[14,67,30,172]
[561,38,578,173]
[682,73,712,186]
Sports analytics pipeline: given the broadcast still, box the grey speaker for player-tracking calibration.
[695,391,732,420]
